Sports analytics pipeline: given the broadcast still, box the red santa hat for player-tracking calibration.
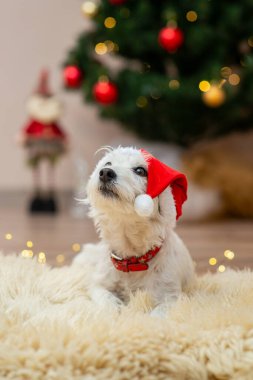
[134,149,187,219]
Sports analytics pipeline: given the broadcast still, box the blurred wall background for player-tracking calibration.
[0,0,134,191]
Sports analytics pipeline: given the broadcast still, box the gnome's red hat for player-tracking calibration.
[35,69,52,97]
[134,149,187,219]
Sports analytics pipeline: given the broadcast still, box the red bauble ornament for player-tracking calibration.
[158,27,184,52]
[109,0,126,4]
[63,65,82,88]
[93,81,118,105]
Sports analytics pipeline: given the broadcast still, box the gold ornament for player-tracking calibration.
[81,1,99,18]
[202,85,225,108]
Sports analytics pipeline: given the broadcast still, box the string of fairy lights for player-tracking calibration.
[3,233,81,266]
[3,231,235,272]
[62,1,249,109]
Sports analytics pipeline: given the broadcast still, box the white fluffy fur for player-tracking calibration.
[74,147,195,315]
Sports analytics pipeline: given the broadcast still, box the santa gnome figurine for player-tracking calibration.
[19,70,67,213]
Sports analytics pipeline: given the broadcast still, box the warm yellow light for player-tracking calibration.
[218,265,226,273]
[56,254,65,264]
[21,249,33,258]
[113,43,119,52]
[186,11,198,22]
[26,240,33,248]
[38,252,46,264]
[199,80,211,92]
[5,233,12,240]
[169,80,180,90]
[224,250,235,260]
[136,96,148,108]
[72,243,81,253]
[228,74,240,86]
[209,257,217,266]
[220,66,232,79]
[202,85,225,107]
[104,17,116,29]
[105,40,115,52]
[21,249,28,257]
[95,43,107,55]
[248,36,253,47]
[81,1,98,17]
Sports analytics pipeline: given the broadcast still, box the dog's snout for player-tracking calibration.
[99,168,117,183]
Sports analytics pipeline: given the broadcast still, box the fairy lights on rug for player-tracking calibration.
[38,252,46,264]
[21,249,33,258]
[208,249,236,273]
[26,240,33,248]
[5,233,13,240]
[209,257,217,266]
[56,254,65,264]
[218,265,226,273]
[72,243,81,253]
[2,233,81,266]
[224,250,235,260]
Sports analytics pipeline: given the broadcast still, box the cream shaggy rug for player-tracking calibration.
[1,254,253,380]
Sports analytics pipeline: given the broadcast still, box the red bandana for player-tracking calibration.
[111,245,162,272]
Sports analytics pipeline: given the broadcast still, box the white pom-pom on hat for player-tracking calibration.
[134,194,154,217]
[134,149,188,219]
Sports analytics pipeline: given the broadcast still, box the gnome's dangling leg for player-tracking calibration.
[44,161,58,213]
[29,163,45,213]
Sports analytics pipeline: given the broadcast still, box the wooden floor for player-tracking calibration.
[0,193,252,273]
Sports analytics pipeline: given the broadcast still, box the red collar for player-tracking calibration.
[110,245,162,272]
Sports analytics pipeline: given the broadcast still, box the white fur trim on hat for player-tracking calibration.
[134,194,154,217]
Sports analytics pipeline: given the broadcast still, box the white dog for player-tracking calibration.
[74,147,195,316]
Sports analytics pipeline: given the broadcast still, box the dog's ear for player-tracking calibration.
[158,187,177,228]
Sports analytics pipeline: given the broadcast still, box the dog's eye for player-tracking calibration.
[133,167,147,177]
[105,162,112,166]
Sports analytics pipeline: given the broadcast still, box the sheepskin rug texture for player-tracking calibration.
[1,254,253,380]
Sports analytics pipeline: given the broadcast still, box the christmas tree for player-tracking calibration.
[63,0,253,146]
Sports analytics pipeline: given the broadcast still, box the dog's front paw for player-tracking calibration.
[91,287,124,312]
[105,294,124,312]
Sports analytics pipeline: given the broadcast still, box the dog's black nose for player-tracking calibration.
[99,168,117,183]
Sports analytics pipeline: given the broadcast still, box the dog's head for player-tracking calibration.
[86,147,180,226]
